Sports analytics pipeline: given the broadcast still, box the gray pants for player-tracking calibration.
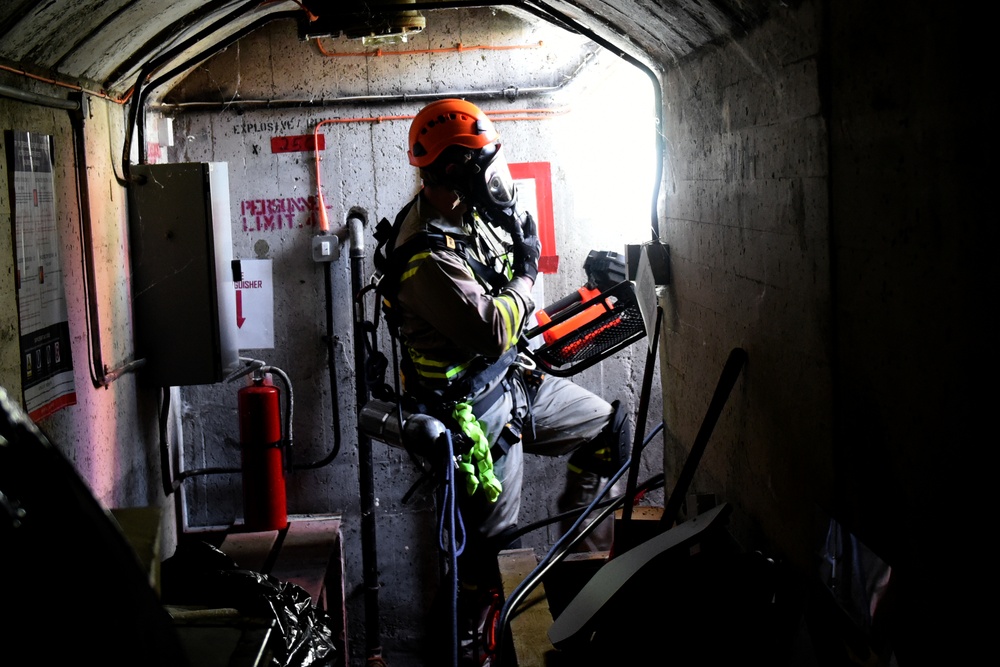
[458,368,613,585]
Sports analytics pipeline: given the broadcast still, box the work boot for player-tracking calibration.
[557,467,613,552]
[457,583,503,666]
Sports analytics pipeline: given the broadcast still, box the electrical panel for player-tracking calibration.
[128,162,239,386]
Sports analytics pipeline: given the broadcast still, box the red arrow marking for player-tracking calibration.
[236,290,246,328]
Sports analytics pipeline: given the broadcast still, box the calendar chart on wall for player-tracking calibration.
[5,130,76,420]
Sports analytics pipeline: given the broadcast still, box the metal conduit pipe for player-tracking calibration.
[292,258,345,470]
[151,51,595,113]
[0,62,128,104]
[348,211,366,267]
[71,94,114,386]
[101,0,237,91]
[68,92,145,388]
[153,86,559,113]
[123,8,298,180]
[348,207,384,664]
[315,38,545,58]
[0,82,79,110]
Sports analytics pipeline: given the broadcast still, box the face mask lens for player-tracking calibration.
[487,171,513,204]
[483,148,515,207]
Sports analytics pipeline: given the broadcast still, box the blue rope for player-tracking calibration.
[438,431,466,557]
[436,430,465,667]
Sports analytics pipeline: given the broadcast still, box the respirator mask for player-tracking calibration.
[477,143,516,210]
[447,143,519,232]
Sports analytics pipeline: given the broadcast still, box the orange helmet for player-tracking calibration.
[408,98,499,168]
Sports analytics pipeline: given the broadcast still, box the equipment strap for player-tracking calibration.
[471,375,518,462]
[459,346,519,403]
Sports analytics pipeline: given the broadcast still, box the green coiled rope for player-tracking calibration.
[452,401,502,502]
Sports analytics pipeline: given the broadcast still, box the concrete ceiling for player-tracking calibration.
[0,0,782,99]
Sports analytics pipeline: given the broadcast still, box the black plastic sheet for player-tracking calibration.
[162,540,338,667]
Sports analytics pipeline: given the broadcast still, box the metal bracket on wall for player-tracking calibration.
[629,241,670,352]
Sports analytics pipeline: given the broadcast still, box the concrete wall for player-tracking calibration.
[658,0,976,658]
[0,89,172,531]
[660,0,830,572]
[153,8,662,662]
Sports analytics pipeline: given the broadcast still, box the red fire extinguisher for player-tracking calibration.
[238,374,288,531]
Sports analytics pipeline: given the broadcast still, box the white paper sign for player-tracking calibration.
[514,177,547,330]
[233,259,274,350]
[7,130,77,419]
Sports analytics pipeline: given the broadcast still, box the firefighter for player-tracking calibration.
[381,98,630,665]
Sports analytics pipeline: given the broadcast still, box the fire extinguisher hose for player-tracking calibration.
[236,358,294,467]
[261,363,293,468]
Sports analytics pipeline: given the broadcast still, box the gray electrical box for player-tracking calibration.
[128,162,239,386]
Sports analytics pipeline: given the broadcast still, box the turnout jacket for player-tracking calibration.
[392,193,535,397]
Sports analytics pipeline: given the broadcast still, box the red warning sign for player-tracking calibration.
[271,134,325,154]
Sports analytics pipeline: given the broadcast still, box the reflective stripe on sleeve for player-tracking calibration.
[494,293,523,349]
[399,250,432,283]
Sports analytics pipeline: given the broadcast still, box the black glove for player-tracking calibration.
[511,211,541,282]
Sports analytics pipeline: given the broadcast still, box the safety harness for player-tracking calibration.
[362,196,523,501]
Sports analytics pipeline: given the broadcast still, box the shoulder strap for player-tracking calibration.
[374,196,508,296]
[372,196,416,279]
[465,253,508,293]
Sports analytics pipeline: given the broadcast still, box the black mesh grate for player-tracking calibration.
[538,299,645,367]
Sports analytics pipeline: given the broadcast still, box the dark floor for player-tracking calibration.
[160,512,899,667]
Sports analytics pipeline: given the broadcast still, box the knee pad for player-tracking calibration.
[568,399,631,477]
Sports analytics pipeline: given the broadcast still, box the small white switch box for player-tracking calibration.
[312,235,340,262]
